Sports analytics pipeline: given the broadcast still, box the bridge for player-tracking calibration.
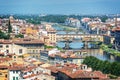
[56,34,103,42]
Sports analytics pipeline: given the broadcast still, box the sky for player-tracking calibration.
[0,0,120,15]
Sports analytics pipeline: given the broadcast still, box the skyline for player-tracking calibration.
[0,0,120,15]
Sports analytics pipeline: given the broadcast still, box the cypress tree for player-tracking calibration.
[8,19,12,33]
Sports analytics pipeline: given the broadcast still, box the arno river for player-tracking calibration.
[53,25,120,62]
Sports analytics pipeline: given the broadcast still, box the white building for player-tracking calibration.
[8,68,22,80]
[65,18,81,28]
[12,25,20,35]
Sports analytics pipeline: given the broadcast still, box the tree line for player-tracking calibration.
[83,56,120,77]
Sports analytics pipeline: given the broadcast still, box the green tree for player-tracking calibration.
[0,30,10,39]
[15,34,24,38]
[83,56,120,77]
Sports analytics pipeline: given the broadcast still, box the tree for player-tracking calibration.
[0,30,10,39]
[8,19,12,33]
[15,34,24,38]
[83,56,120,77]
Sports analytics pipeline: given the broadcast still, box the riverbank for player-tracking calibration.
[53,24,77,31]
[100,44,120,57]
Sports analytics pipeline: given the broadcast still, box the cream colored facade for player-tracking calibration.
[45,24,52,30]
[44,24,57,44]
[0,43,27,55]
[47,31,56,43]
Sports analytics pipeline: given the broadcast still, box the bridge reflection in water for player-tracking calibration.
[57,37,100,50]
[57,40,120,62]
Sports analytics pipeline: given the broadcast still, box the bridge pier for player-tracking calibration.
[63,40,72,50]
[84,41,88,49]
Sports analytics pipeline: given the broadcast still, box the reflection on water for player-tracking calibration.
[68,32,76,34]
[57,31,66,34]
[57,31,84,35]
[53,25,84,34]
[70,42,84,49]
[57,42,118,62]
[54,25,120,62]
[57,42,96,49]
[53,25,63,31]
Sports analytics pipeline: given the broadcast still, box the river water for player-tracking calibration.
[53,25,119,62]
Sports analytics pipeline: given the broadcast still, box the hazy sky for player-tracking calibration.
[0,0,120,14]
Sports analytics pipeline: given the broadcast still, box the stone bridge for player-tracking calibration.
[57,34,103,42]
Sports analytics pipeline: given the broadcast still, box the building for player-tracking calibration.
[0,39,44,58]
[112,27,120,51]
[8,67,22,80]
[45,24,56,45]
[47,63,109,80]
[65,18,81,28]
[14,38,44,59]
[103,35,115,45]
[0,39,27,55]
[40,51,49,62]
[0,52,55,80]
[40,50,87,65]
[0,66,8,80]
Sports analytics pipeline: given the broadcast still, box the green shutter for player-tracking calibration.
[16,77,18,80]
[13,77,15,80]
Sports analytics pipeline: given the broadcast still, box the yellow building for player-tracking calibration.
[47,29,56,45]
[0,70,8,80]
[26,27,37,35]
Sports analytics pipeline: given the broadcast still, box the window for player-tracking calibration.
[6,50,9,53]
[0,45,3,48]
[16,71,18,73]
[13,76,15,80]
[16,77,18,80]
[33,50,35,53]
[36,50,38,53]
[29,50,31,53]
[19,49,22,54]
[90,73,94,76]
[13,71,15,74]
[36,56,38,58]
[5,74,7,78]
[6,45,9,48]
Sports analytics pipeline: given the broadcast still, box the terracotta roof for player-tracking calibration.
[14,38,44,44]
[8,66,24,70]
[0,58,12,63]
[43,36,49,39]
[0,40,12,44]
[59,67,108,79]
[22,66,37,72]
[47,28,56,33]
[112,27,120,31]
[0,65,8,69]
[23,73,38,79]
[46,66,58,73]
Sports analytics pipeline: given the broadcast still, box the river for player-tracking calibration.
[53,25,120,62]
